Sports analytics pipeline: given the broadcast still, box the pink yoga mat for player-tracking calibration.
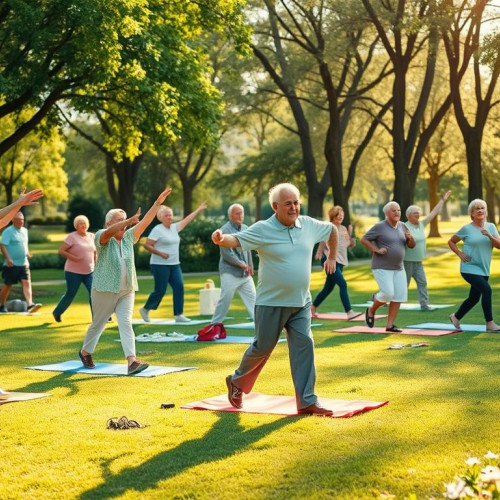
[333,326,459,336]
[181,392,388,417]
[314,312,386,321]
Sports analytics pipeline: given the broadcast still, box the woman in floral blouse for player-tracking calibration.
[78,187,172,375]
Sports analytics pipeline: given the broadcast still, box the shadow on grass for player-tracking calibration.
[79,412,293,500]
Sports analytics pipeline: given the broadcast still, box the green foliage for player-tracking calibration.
[26,229,50,244]
[65,194,107,232]
[29,252,64,269]
[29,215,66,226]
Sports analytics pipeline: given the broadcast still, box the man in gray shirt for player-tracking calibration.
[208,204,256,326]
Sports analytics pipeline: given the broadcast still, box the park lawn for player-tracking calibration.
[1,241,499,499]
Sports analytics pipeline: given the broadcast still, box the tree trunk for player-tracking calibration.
[427,176,441,237]
[484,179,495,223]
[464,132,483,202]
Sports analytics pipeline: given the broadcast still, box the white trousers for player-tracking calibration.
[372,268,408,303]
[211,273,256,324]
[82,289,136,358]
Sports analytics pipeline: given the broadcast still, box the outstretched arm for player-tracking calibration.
[177,201,208,231]
[212,229,241,248]
[0,189,43,230]
[133,188,173,241]
[422,190,451,226]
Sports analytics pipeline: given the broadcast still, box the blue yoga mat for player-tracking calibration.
[130,334,286,344]
[26,360,197,377]
[226,322,322,330]
[407,322,486,332]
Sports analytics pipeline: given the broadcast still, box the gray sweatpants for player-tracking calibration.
[404,260,429,308]
[231,303,317,410]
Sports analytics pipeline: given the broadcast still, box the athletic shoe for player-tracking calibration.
[0,305,7,313]
[386,325,403,333]
[346,310,362,320]
[139,307,150,322]
[225,375,243,409]
[420,305,435,311]
[175,314,191,323]
[128,360,149,375]
[27,303,42,313]
[486,323,500,333]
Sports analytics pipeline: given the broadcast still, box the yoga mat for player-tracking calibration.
[352,302,454,310]
[182,392,388,418]
[314,312,386,321]
[226,322,322,330]
[129,333,286,344]
[0,391,51,405]
[26,360,197,377]
[333,325,459,336]
[132,318,208,326]
[407,322,486,332]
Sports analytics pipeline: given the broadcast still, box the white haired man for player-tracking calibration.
[212,183,338,416]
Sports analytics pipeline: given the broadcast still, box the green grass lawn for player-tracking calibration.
[1,220,499,499]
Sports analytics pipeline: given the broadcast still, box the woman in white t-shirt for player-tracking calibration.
[139,201,207,323]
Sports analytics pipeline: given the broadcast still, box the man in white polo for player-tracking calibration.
[212,183,338,416]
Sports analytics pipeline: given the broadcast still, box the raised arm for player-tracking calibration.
[422,190,451,226]
[133,188,173,241]
[0,189,43,230]
[177,201,208,231]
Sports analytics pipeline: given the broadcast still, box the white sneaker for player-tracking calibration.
[27,303,42,313]
[346,310,362,320]
[139,307,150,322]
[175,314,191,323]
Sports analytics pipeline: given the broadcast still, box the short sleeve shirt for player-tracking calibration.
[63,231,96,274]
[91,228,138,292]
[363,220,407,270]
[404,221,426,262]
[455,222,498,276]
[1,225,28,266]
[235,214,333,307]
[148,223,181,265]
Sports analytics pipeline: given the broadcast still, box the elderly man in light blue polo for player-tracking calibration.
[212,182,338,416]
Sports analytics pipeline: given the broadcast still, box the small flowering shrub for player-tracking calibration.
[443,451,500,499]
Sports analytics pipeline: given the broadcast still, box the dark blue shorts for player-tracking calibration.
[2,265,30,285]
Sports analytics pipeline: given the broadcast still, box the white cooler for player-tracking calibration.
[199,288,221,315]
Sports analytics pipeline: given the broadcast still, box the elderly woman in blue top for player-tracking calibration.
[213,183,338,416]
[79,187,172,375]
[404,190,451,310]
[448,199,500,332]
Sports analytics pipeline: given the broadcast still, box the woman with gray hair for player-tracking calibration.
[404,190,451,310]
[361,201,415,332]
[448,199,500,332]
[79,187,172,375]
[52,215,96,322]
[139,201,207,323]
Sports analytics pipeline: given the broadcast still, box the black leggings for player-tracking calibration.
[455,273,492,322]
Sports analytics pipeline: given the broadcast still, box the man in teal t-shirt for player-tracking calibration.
[212,183,338,416]
[0,211,42,313]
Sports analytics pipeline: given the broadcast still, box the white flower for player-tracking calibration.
[465,457,481,467]
[484,451,499,460]
[480,465,500,482]
[443,479,470,499]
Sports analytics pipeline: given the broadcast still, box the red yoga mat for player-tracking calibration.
[181,392,388,418]
[333,326,459,336]
[314,312,387,321]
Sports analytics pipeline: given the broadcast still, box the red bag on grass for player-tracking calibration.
[196,323,227,341]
